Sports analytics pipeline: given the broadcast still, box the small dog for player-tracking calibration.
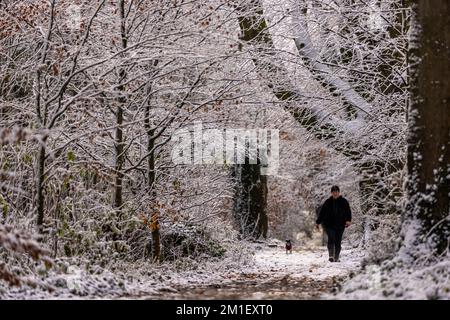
[285,239,292,254]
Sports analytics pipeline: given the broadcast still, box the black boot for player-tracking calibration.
[335,248,341,262]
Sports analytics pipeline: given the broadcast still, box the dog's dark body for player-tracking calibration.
[285,240,292,254]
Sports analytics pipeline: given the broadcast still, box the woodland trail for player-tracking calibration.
[1,242,364,299]
[144,244,364,300]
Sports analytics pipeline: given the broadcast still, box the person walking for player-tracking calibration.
[316,185,352,262]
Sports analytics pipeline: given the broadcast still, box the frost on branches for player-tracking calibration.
[0,0,448,300]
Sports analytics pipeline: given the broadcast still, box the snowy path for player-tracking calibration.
[1,243,364,299]
[146,245,364,299]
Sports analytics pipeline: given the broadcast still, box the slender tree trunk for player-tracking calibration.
[35,144,46,232]
[112,0,127,212]
[144,82,161,262]
[150,213,161,262]
[33,1,55,233]
[144,110,156,194]
[113,103,124,210]
[403,0,450,255]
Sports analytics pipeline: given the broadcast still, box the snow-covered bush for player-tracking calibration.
[339,254,450,300]
[0,224,52,287]
[161,222,226,261]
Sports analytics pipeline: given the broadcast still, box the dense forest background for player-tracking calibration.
[0,0,448,299]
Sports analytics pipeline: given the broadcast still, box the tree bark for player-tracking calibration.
[33,0,55,233]
[113,103,124,210]
[144,81,161,262]
[150,213,161,263]
[404,0,450,254]
[144,103,156,195]
[232,161,268,239]
[35,144,46,232]
[112,0,127,212]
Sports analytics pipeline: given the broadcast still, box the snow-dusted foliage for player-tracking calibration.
[234,0,409,261]
[0,224,52,287]
[0,0,448,300]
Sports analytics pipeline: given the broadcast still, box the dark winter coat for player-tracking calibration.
[316,196,352,229]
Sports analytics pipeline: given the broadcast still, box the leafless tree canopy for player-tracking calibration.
[0,0,448,300]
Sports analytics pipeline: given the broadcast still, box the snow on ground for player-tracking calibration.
[336,256,450,300]
[132,240,365,299]
[99,240,364,300]
[247,242,363,281]
[0,240,365,299]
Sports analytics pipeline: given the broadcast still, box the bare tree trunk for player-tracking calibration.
[404,0,450,254]
[113,102,124,210]
[144,105,156,194]
[144,82,161,262]
[35,145,46,232]
[150,213,161,263]
[112,0,127,212]
[33,0,55,233]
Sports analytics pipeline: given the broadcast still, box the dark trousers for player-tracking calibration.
[325,227,344,260]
